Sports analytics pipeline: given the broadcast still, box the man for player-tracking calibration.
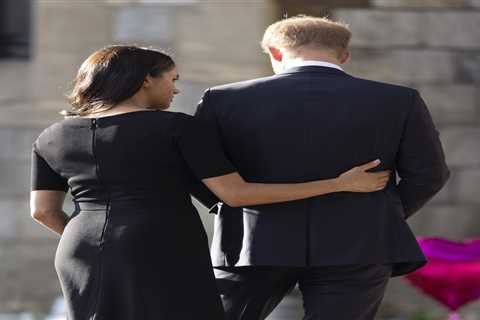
[193,15,449,320]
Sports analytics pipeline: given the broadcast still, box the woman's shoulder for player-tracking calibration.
[32,121,72,156]
[38,116,92,133]
[167,111,195,122]
[34,120,69,146]
[157,112,215,143]
[166,111,203,129]
[169,111,211,131]
[128,110,199,132]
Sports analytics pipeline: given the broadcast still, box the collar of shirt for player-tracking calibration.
[283,59,344,72]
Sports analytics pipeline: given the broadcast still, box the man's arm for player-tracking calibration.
[396,90,450,219]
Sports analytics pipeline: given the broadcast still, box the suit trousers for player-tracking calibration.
[214,264,392,320]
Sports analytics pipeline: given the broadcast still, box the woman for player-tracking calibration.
[30,45,390,320]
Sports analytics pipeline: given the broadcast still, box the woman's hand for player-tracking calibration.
[337,159,391,192]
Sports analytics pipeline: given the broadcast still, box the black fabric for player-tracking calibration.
[396,91,449,218]
[214,265,392,320]
[195,66,450,277]
[31,148,68,191]
[31,111,234,320]
[176,114,236,179]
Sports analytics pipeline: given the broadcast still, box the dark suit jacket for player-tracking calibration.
[192,66,450,277]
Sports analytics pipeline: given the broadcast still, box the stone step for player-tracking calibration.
[370,0,480,9]
[345,48,458,84]
[334,9,480,49]
[416,85,478,126]
[371,0,480,9]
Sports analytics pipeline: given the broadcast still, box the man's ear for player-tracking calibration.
[339,50,350,65]
[267,47,283,62]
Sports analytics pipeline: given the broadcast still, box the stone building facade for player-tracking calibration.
[0,0,479,318]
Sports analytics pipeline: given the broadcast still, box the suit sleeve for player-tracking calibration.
[31,143,69,192]
[395,90,450,219]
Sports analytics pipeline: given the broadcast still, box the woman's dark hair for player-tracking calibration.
[64,45,175,116]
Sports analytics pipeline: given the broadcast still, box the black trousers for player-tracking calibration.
[214,265,392,320]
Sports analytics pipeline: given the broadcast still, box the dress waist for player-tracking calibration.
[73,196,193,212]
[74,201,109,211]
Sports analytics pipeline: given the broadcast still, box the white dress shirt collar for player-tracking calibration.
[283,59,344,72]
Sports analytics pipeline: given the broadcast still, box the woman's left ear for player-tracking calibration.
[143,75,153,89]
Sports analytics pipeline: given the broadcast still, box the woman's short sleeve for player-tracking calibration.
[175,115,236,180]
[31,146,69,192]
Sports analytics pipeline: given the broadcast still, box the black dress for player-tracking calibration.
[31,111,235,320]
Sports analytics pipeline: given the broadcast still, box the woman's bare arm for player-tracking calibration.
[30,190,69,235]
[202,159,390,207]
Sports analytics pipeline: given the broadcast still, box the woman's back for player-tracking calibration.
[35,111,199,203]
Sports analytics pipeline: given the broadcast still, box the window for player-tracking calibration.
[0,0,31,59]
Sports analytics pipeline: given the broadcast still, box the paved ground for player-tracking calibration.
[266,287,303,320]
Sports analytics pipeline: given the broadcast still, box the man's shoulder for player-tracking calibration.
[208,74,281,94]
[349,76,418,97]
